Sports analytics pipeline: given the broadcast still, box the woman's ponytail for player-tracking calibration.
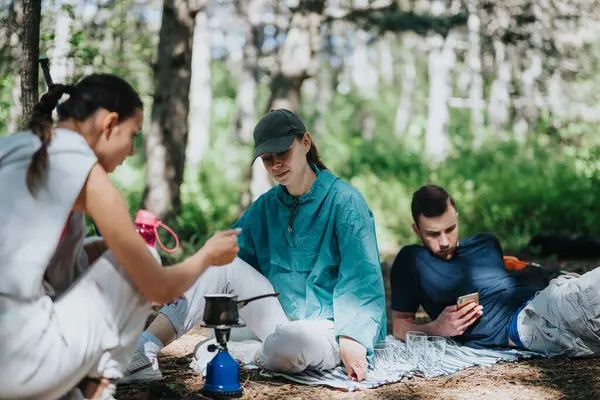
[26,84,71,195]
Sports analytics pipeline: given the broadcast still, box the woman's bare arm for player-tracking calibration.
[76,163,239,304]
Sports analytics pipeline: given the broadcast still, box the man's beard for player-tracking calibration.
[434,248,455,260]
[422,240,455,260]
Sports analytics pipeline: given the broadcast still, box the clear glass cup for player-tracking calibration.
[422,336,447,377]
[373,341,395,371]
[406,331,427,370]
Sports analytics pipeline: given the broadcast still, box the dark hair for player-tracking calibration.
[411,184,456,225]
[27,74,143,195]
[295,135,327,170]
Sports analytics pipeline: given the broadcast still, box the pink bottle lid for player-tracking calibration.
[134,209,180,253]
[135,209,158,226]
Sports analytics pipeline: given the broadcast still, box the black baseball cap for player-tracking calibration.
[252,109,306,162]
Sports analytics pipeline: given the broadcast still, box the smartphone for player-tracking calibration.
[457,292,480,310]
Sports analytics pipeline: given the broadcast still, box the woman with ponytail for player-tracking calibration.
[0,74,241,400]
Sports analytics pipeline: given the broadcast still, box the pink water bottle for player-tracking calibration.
[134,209,180,264]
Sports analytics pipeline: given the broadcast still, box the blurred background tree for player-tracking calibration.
[2,0,600,262]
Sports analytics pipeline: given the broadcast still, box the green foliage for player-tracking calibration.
[0,74,13,135]
[6,0,600,263]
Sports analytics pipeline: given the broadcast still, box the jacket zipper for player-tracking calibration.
[288,197,299,243]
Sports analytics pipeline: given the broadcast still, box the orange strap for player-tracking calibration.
[503,256,529,271]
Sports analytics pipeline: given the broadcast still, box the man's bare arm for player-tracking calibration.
[392,302,483,341]
[392,311,441,341]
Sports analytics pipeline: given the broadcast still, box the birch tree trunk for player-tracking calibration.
[314,27,333,136]
[513,51,542,142]
[234,0,264,210]
[378,34,394,86]
[7,1,22,133]
[425,32,456,162]
[234,0,261,146]
[185,5,211,183]
[351,29,378,99]
[424,0,457,162]
[547,70,564,126]
[467,0,484,146]
[394,33,416,137]
[48,0,75,84]
[8,75,22,133]
[487,40,511,135]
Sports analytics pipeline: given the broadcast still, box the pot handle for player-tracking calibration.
[237,293,280,308]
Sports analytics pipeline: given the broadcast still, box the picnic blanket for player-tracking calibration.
[190,335,544,392]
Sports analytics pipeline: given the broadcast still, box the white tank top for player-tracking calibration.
[0,129,97,340]
[0,128,97,300]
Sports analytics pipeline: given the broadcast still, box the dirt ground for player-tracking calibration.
[116,257,600,400]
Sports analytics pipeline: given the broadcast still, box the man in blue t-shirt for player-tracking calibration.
[391,185,600,356]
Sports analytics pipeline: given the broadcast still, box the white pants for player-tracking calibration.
[0,238,151,400]
[160,257,341,373]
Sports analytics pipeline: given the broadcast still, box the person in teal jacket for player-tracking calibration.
[124,109,387,383]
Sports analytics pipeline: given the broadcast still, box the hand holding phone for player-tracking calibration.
[457,292,480,309]
[432,292,483,337]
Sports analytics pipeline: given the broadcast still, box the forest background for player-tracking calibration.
[2,0,600,264]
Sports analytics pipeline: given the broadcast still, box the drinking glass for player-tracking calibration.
[406,331,427,370]
[373,341,395,371]
[422,336,447,377]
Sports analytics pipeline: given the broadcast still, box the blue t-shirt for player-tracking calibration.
[390,233,538,348]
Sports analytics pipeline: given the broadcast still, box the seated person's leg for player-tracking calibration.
[256,319,341,374]
[0,249,151,400]
[124,257,289,382]
[518,267,600,357]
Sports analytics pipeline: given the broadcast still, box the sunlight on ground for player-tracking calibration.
[439,385,560,400]
[155,326,565,400]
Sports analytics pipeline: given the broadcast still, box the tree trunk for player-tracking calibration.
[547,70,564,126]
[48,0,74,84]
[143,0,199,219]
[234,0,260,146]
[351,29,378,99]
[487,40,511,135]
[314,27,333,136]
[185,6,211,183]
[266,6,323,112]
[7,0,23,133]
[8,74,22,133]
[467,0,484,146]
[254,2,323,201]
[394,33,416,137]
[425,32,455,162]
[235,0,263,211]
[20,0,41,127]
[0,0,21,71]
[378,34,394,86]
[513,51,542,142]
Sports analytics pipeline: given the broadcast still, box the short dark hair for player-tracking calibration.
[411,184,456,225]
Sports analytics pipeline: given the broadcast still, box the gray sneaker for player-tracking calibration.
[119,350,163,385]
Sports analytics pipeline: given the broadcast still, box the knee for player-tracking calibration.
[255,320,336,373]
[256,323,308,373]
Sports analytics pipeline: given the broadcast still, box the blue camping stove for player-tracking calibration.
[201,324,245,398]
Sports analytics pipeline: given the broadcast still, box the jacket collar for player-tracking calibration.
[276,164,338,206]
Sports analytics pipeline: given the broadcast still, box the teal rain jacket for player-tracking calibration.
[232,165,386,355]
